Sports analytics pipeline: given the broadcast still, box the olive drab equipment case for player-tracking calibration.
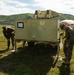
[15,19,60,42]
[15,10,60,42]
[34,10,59,19]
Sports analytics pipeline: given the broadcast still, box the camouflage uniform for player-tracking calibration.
[63,27,74,62]
[2,27,15,50]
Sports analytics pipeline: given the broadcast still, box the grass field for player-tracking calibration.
[0,27,74,75]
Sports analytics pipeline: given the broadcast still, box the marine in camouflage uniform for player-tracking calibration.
[60,24,74,64]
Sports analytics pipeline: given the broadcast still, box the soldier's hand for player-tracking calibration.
[11,31,15,34]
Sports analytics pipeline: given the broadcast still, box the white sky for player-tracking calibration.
[0,0,74,15]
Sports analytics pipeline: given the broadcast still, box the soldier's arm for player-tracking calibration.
[3,31,8,38]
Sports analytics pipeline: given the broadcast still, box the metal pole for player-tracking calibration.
[14,39,17,52]
[52,41,60,67]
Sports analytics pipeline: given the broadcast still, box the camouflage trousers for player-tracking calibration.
[63,40,74,62]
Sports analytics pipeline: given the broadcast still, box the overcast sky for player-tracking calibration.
[0,0,74,15]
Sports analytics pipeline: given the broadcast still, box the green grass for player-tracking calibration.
[0,27,74,75]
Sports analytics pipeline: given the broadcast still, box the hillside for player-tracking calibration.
[58,13,74,20]
[0,13,33,25]
[0,13,74,25]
